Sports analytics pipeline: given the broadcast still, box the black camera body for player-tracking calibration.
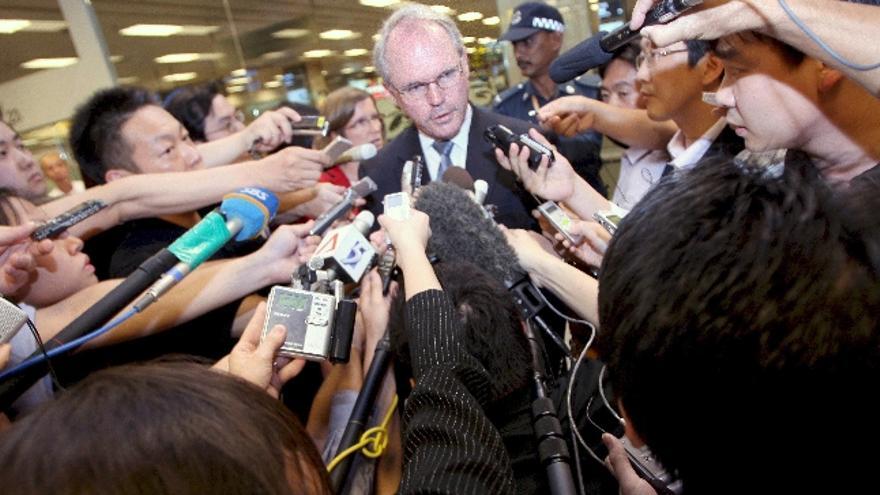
[484,124,554,170]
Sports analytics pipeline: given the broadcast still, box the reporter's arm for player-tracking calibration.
[35,223,314,347]
[44,148,325,240]
[505,228,599,324]
[197,107,301,167]
[539,96,677,150]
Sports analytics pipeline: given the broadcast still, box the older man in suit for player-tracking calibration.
[360,4,537,230]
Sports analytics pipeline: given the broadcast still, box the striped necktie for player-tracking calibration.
[432,140,454,180]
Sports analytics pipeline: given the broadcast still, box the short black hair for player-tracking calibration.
[0,360,332,494]
[390,261,532,403]
[598,39,641,79]
[163,82,224,143]
[69,86,159,185]
[684,39,712,67]
[595,157,880,494]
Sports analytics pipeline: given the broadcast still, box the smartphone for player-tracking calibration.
[32,200,107,241]
[537,200,582,245]
[383,192,411,221]
[593,210,622,236]
[0,296,27,345]
[321,135,353,164]
[291,115,330,136]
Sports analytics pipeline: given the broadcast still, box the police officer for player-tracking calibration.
[493,1,607,195]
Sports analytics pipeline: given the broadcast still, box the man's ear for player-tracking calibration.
[104,168,133,183]
[701,53,725,88]
[549,31,563,52]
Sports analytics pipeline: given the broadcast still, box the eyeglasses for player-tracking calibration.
[344,114,382,133]
[205,109,245,138]
[391,62,463,102]
[635,47,690,70]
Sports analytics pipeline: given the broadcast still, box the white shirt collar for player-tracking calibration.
[418,104,473,181]
[667,118,728,170]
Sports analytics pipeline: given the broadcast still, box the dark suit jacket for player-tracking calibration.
[359,105,539,230]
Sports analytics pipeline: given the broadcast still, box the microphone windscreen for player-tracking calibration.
[441,167,475,192]
[220,187,279,241]
[351,210,375,236]
[550,31,612,83]
[351,143,377,161]
[414,182,524,286]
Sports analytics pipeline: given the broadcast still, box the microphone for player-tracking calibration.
[332,143,377,165]
[414,183,567,349]
[133,187,279,311]
[309,210,377,284]
[413,182,577,493]
[0,188,278,409]
[414,182,521,285]
[441,167,475,192]
[549,0,703,83]
[309,177,378,236]
[474,180,489,206]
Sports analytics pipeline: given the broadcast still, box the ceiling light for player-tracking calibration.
[21,20,67,32]
[359,0,400,7]
[462,36,476,44]
[271,28,310,39]
[261,51,288,60]
[226,85,245,93]
[466,47,476,54]
[482,16,500,26]
[344,48,369,57]
[341,67,357,75]
[320,29,360,40]
[177,25,219,35]
[110,55,124,63]
[590,3,599,10]
[478,37,496,44]
[20,57,78,69]
[120,24,182,37]
[117,76,139,85]
[227,76,250,85]
[265,80,283,88]
[120,24,217,37]
[0,20,31,34]
[303,49,335,58]
[154,52,223,64]
[162,72,198,82]
[321,70,329,76]
[430,5,455,15]
[457,12,484,22]
[363,66,375,72]
[230,68,248,77]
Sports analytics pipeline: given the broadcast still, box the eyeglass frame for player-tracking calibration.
[204,109,246,138]
[635,47,690,70]
[343,113,383,133]
[388,61,464,102]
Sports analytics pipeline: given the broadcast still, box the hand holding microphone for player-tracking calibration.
[330,143,378,166]
[244,107,302,153]
[550,0,703,82]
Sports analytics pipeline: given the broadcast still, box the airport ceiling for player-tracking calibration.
[0,0,504,90]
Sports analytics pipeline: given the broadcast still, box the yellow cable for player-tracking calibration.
[327,394,398,473]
